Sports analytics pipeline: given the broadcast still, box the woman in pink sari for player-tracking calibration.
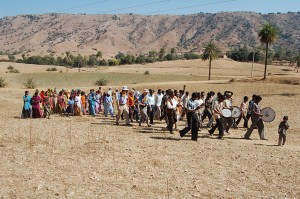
[56,91,66,114]
[31,89,42,118]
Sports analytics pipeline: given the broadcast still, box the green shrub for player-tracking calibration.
[7,65,20,73]
[7,65,14,70]
[144,70,150,75]
[46,67,57,71]
[95,78,108,86]
[9,68,20,73]
[0,77,8,88]
[24,78,37,89]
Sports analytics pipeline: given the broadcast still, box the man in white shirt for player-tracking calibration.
[155,89,163,119]
[181,91,189,119]
[148,89,156,125]
[166,90,177,134]
[208,95,225,139]
[222,92,234,133]
[195,92,204,128]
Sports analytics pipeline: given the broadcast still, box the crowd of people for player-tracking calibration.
[21,86,290,145]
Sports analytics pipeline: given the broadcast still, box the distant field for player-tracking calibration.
[4,72,210,89]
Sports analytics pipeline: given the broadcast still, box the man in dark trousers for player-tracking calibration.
[179,93,200,141]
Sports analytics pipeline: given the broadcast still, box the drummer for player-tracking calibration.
[222,91,234,134]
[208,94,225,139]
[244,95,267,140]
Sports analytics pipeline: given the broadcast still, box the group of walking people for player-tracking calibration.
[22,85,290,145]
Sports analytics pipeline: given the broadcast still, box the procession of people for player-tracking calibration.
[21,85,288,145]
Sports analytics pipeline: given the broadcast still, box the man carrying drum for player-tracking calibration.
[222,91,234,134]
[244,95,267,140]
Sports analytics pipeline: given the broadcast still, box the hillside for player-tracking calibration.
[0,12,300,56]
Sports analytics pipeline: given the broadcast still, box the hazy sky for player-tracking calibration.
[1,0,299,18]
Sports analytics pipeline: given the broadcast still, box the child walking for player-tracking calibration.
[278,116,290,146]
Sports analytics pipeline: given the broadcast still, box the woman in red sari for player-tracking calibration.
[56,91,66,115]
[31,89,42,118]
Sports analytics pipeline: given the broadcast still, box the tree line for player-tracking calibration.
[12,48,201,67]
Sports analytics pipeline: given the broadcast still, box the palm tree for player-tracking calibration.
[258,23,279,79]
[201,41,221,80]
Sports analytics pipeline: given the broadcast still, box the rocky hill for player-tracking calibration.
[0,12,299,56]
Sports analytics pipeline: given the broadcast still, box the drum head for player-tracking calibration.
[261,107,276,122]
[222,108,231,118]
[231,106,241,118]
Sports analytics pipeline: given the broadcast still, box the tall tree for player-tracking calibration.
[258,23,279,79]
[96,51,103,60]
[201,41,221,80]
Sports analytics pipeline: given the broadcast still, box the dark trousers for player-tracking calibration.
[202,109,213,127]
[22,108,31,118]
[209,118,224,138]
[278,134,286,145]
[236,114,248,128]
[166,110,176,133]
[222,117,233,133]
[128,105,134,122]
[148,105,155,124]
[180,112,199,140]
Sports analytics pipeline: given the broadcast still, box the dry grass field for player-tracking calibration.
[0,59,300,198]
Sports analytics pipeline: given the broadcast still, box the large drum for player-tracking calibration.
[222,108,232,118]
[231,106,241,118]
[261,107,276,122]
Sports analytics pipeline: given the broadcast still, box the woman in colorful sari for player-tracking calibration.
[95,90,101,114]
[88,90,96,116]
[66,96,75,116]
[31,89,42,118]
[43,92,51,119]
[56,91,66,114]
[81,91,87,115]
[22,90,32,118]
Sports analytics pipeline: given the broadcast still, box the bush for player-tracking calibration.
[7,65,20,73]
[46,67,57,71]
[108,59,120,66]
[144,70,150,75]
[0,77,8,88]
[95,78,108,86]
[24,78,37,89]
[7,65,14,70]
[9,68,20,73]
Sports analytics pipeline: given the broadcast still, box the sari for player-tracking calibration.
[22,95,32,118]
[56,95,65,114]
[88,93,96,116]
[81,95,87,115]
[31,95,42,118]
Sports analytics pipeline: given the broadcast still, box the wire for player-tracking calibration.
[56,0,110,13]
[145,0,237,15]
[99,0,172,14]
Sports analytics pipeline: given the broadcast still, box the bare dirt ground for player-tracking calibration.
[0,60,300,198]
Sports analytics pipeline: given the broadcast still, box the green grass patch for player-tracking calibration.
[13,72,206,88]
